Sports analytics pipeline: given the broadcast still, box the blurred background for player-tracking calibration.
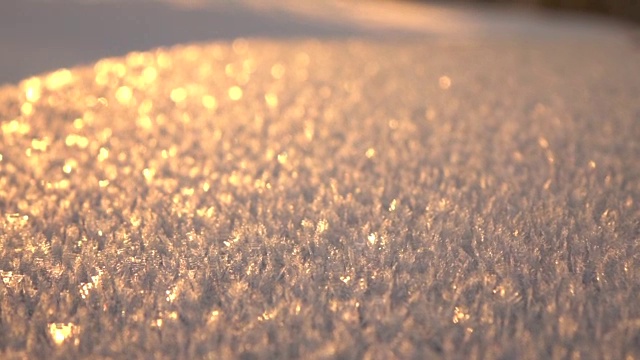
[455,0,640,22]
[425,0,640,21]
[0,0,637,86]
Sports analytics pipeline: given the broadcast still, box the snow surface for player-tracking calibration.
[1,2,640,359]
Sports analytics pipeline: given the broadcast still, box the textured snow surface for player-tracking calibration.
[1,39,640,359]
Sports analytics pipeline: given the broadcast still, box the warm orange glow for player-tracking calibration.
[156,52,172,69]
[270,63,285,79]
[23,77,42,102]
[170,87,188,103]
[439,75,451,89]
[20,103,33,116]
[2,119,31,135]
[115,85,133,105]
[45,69,73,90]
[73,118,84,130]
[48,323,78,346]
[228,86,243,101]
[317,219,329,233]
[97,147,109,162]
[202,95,217,110]
[277,152,288,164]
[365,148,376,158]
[452,306,470,324]
[389,199,397,211]
[143,167,156,181]
[63,159,78,174]
[264,92,278,108]
[142,66,158,83]
[367,233,376,245]
[137,116,153,129]
[65,134,89,148]
[130,215,142,227]
[31,138,48,151]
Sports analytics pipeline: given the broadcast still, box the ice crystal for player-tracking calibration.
[0,36,639,359]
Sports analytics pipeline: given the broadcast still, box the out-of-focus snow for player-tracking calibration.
[0,0,636,85]
[1,1,640,358]
[1,36,639,359]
